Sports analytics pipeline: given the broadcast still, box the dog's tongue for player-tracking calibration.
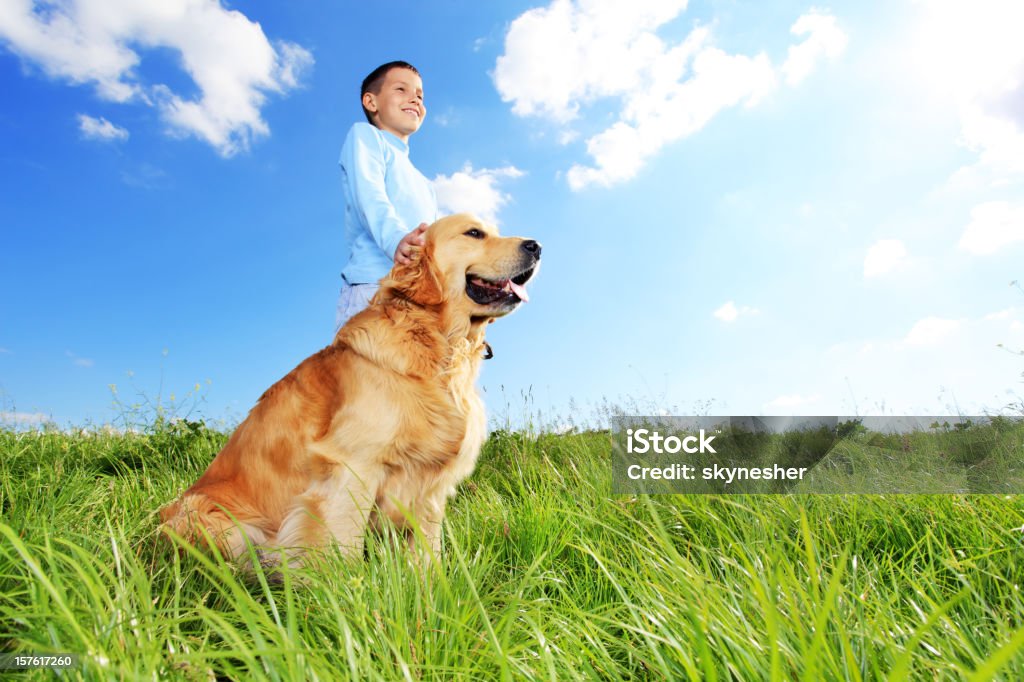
[503,279,529,303]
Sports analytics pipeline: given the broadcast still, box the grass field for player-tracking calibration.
[2,419,1024,680]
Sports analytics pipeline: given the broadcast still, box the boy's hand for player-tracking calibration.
[394,223,429,265]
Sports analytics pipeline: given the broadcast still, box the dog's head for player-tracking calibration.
[381,214,541,320]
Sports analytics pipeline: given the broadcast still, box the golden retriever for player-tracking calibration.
[159,213,540,564]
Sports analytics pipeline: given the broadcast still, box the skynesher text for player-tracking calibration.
[627,463,809,483]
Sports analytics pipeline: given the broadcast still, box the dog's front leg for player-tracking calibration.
[275,462,383,560]
[321,463,386,557]
[408,494,446,562]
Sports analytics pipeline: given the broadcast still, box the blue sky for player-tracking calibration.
[2,0,1023,430]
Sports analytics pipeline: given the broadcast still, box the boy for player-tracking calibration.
[335,60,438,332]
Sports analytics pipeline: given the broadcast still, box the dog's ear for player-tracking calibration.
[383,242,444,306]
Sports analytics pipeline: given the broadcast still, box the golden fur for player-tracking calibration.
[159,214,539,563]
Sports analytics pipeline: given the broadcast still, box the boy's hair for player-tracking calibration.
[361,61,420,125]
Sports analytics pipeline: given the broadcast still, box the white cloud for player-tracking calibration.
[494,0,691,123]
[903,317,962,346]
[863,239,908,278]
[958,201,1024,255]
[565,46,776,190]
[714,301,739,322]
[781,10,848,86]
[433,164,524,224]
[493,2,846,189]
[0,0,313,156]
[713,301,759,322]
[0,411,51,426]
[77,113,128,141]
[557,129,580,145]
[910,1,1024,186]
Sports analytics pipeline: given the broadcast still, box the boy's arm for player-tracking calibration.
[341,125,412,261]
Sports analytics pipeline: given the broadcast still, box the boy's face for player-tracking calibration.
[363,67,425,142]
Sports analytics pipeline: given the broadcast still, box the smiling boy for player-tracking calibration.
[335,61,438,332]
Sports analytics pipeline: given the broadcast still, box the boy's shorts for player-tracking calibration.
[334,282,379,334]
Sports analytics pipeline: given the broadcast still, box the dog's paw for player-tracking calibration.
[251,548,284,585]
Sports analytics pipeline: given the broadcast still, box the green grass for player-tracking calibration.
[2,421,1024,680]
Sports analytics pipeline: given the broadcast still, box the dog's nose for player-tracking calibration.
[521,240,542,258]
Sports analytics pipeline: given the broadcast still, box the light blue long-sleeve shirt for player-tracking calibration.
[338,122,438,284]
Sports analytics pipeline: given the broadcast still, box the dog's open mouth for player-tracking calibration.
[466,266,535,305]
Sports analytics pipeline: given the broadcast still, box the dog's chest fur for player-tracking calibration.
[351,337,486,525]
[337,329,486,500]
[388,337,484,467]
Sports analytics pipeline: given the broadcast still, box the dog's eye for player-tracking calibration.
[464,228,485,239]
